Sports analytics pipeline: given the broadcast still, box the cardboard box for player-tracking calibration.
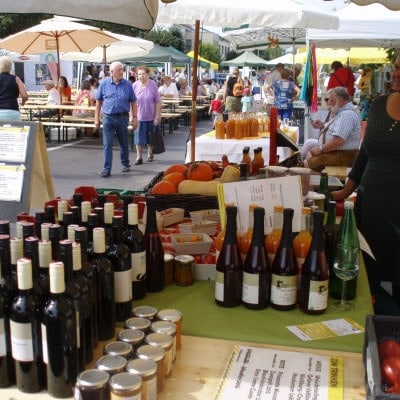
[171,233,213,255]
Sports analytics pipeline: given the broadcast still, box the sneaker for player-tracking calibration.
[101,170,111,177]
[122,165,131,172]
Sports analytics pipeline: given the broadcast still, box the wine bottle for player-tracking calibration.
[265,205,283,265]
[48,224,61,261]
[330,201,359,301]
[57,200,69,231]
[0,220,10,235]
[0,234,15,387]
[72,193,84,225]
[72,241,94,365]
[106,215,132,322]
[293,207,312,288]
[86,213,99,262]
[34,213,45,239]
[44,205,56,224]
[103,202,115,247]
[10,258,44,392]
[42,261,77,398]
[123,203,146,300]
[145,197,165,293]
[122,195,134,231]
[324,201,339,294]
[59,239,85,372]
[80,201,92,228]
[38,239,51,305]
[74,226,98,349]
[270,208,298,311]
[317,171,329,212]
[9,237,23,298]
[91,227,115,341]
[215,205,243,307]
[60,211,74,240]
[242,207,271,309]
[299,211,330,315]
[239,204,256,262]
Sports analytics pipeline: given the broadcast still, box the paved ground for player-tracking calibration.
[46,117,214,200]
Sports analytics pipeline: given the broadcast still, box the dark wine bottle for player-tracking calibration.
[9,237,23,299]
[123,203,146,300]
[86,213,99,262]
[74,227,98,349]
[42,261,77,398]
[60,211,74,240]
[0,234,15,387]
[122,195,134,231]
[57,200,69,228]
[0,220,10,235]
[48,224,61,261]
[242,207,271,309]
[44,205,56,224]
[270,208,298,311]
[103,202,114,247]
[106,215,132,322]
[59,239,85,372]
[72,241,94,365]
[91,227,115,341]
[72,193,84,224]
[10,258,44,392]
[145,197,164,293]
[215,205,243,307]
[80,200,92,228]
[324,201,338,292]
[34,212,45,239]
[299,211,330,315]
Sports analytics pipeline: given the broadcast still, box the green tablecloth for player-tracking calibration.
[134,260,372,354]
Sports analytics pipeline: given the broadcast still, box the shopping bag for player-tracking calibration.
[149,128,165,154]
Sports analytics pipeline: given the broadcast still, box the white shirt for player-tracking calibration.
[47,87,60,105]
[158,82,179,99]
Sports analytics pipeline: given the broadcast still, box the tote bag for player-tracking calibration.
[149,128,165,154]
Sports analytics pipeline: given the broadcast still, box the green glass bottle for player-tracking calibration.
[330,201,358,301]
[317,171,329,212]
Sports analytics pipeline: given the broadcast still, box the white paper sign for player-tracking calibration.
[0,164,25,202]
[214,345,343,400]
[219,176,303,234]
[0,125,29,163]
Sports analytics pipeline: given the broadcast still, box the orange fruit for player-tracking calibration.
[164,164,188,176]
[162,172,185,187]
[190,234,200,242]
[151,180,177,195]
[186,162,214,181]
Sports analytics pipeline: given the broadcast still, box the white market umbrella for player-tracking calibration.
[156,0,340,162]
[267,53,296,65]
[0,16,120,79]
[62,33,153,64]
[351,0,400,9]
[0,0,158,29]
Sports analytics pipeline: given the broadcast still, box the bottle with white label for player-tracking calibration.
[123,203,146,300]
[42,261,77,398]
[10,258,44,392]
[107,215,132,322]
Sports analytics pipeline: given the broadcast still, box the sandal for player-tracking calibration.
[147,155,153,162]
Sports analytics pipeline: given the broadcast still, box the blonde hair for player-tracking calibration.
[0,56,12,73]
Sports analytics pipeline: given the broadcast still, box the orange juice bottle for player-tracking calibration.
[234,117,242,139]
[251,148,264,176]
[242,116,250,137]
[265,205,283,265]
[293,207,312,289]
[251,117,259,137]
[225,116,235,139]
[215,115,225,139]
[239,204,257,262]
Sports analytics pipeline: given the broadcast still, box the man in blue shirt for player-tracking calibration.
[95,61,138,177]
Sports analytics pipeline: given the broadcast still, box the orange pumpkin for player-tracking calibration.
[164,164,188,176]
[151,180,178,195]
[185,162,214,181]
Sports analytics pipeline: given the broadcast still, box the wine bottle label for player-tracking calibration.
[214,271,224,302]
[41,323,48,364]
[114,269,133,302]
[270,274,297,306]
[307,280,329,311]
[131,251,146,283]
[10,320,33,361]
[242,272,260,304]
[0,318,6,357]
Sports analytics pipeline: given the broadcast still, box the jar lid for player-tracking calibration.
[266,166,288,172]
[157,308,182,323]
[164,253,174,262]
[145,332,173,348]
[103,341,133,358]
[150,320,177,336]
[76,369,109,389]
[117,328,145,344]
[307,192,325,200]
[125,316,152,331]
[96,355,127,373]
[136,344,164,362]
[126,358,157,377]
[174,255,194,264]
[132,305,158,319]
[109,372,142,392]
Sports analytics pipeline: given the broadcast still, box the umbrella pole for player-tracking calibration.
[190,19,200,163]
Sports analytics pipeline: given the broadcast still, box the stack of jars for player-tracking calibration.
[215,113,261,139]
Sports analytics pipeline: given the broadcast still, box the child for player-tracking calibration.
[209,93,224,128]
[241,87,253,112]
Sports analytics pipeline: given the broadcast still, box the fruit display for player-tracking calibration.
[150,159,240,196]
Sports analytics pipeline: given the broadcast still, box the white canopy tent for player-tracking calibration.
[308,3,400,48]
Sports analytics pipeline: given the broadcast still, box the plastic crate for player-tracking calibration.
[364,314,400,399]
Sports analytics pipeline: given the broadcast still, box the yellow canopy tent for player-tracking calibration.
[187,50,219,70]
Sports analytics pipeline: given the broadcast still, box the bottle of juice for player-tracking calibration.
[225,115,235,139]
[215,115,225,139]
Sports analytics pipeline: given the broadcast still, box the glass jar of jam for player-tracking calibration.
[150,320,177,361]
[145,332,173,378]
[117,328,145,351]
[103,341,134,360]
[132,305,158,320]
[136,344,165,393]
[96,355,127,377]
[75,369,110,400]
[109,372,142,400]
[125,316,151,333]
[156,308,183,351]
[126,358,157,400]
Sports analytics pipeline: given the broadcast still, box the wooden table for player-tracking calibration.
[0,335,366,400]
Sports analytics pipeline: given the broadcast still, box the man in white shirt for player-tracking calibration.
[158,75,179,99]
[34,79,60,118]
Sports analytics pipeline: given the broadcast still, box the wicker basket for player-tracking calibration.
[144,171,218,217]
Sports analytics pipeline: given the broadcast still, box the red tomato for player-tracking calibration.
[381,356,400,392]
[202,253,216,264]
[379,340,400,362]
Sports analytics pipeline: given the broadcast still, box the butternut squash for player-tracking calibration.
[220,165,240,182]
[178,179,219,196]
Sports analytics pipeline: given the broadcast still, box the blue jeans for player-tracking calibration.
[278,106,293,120]
[102,113,130,172]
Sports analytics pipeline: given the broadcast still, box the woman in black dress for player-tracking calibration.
[333,52,400,315]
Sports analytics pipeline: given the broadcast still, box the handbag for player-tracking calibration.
[232,77,244,97]
[149,127,165,154]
